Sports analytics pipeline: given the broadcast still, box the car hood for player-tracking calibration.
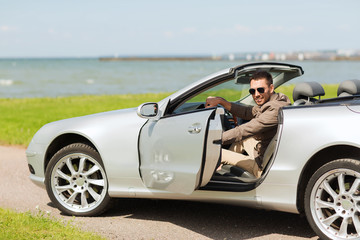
[29,107,145,145]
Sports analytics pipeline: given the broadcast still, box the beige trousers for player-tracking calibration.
[221,137,262,178]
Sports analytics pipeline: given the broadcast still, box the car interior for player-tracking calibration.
[213,132,279,183]
[208,80,360,188]
[292,79,360,106]
[209,81,358,188]
[205,70,297,184]
[170,67,360,190]
[167,69,301,188]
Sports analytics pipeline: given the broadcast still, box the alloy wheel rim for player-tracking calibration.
[51,153,107,213]
[310,169,360,239]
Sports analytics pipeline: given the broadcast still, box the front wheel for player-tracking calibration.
[45,143,111,216]
[305,159,360,240]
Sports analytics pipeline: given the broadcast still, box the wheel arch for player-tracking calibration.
[44,133,97,173]
[296,144,360,214]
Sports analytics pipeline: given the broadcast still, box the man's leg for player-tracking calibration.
[221,137,262,178]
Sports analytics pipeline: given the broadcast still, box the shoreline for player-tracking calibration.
[99,56,360,61]
[0,83,339,100]
[99,56,222,61]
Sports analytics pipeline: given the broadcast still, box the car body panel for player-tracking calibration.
[26,108,148,195]
[257,104,360,212]
[200,108,224,186]
[347,104,360,113]
[139,107,223,194]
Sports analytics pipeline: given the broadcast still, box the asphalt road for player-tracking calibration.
[0,145,319,240]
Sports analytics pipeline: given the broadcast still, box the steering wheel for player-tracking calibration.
[228,112,238,126]
[218,105,238,129]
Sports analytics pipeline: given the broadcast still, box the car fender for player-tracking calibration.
[257,105,360,213]
[27,108,148,195]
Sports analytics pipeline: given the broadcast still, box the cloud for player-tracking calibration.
[232,24,303,35]
[260,25,284,32]
[0,25,15,32]
[47,28,72,39]
[163,27,197,39]
[164,31,175,38]
[48,28,57,35]
[336,24,351,31]
[290,26,305,33]
[182,27,197,34]
[260,25,305,34]
[234,24,251,33]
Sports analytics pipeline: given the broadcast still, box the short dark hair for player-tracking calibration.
[250,71,273,85]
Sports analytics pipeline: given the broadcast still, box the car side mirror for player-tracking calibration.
[137,102,159,119]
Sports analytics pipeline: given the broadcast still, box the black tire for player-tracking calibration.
[304,159,360,240]
[45,143,112,216]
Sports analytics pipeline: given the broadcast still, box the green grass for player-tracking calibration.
[0,84,339,147]
[0,208,105,240]
[0,93,169,146]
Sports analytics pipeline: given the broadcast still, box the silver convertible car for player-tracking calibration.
[26,62,360,240]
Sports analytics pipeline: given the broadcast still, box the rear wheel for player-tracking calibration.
[305,159,360,240]
[45,143,111,216]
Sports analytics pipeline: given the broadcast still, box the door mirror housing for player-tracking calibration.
[137,102,159,119]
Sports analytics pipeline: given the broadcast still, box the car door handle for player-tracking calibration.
[188,124,202,134]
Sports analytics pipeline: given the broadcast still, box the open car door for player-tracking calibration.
[138,108,223,194]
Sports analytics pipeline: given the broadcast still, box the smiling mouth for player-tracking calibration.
[255,98,264,105]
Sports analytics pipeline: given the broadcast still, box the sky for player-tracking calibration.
[1,0,360,58]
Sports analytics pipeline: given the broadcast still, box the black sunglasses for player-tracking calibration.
[249,87,265,95]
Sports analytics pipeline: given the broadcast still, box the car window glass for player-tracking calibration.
[173,78,250,114]
[191,78,250,103]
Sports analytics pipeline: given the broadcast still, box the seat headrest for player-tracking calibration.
[337,79,360,97]
[293,82,325,101]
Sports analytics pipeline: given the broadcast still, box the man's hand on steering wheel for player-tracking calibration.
[206,96,231,109]
[206,96,238,127]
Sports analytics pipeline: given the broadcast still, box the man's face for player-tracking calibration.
[249,78,274,106]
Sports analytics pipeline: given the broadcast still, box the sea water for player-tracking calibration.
[0,58,359,98]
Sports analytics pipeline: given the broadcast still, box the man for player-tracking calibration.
[206,71,290,178]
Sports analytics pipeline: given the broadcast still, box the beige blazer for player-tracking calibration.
[222,92,291,163]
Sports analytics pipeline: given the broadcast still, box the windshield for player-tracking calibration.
[188,77,250,103]
[172,76,250,115]
[170,64,303,115]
